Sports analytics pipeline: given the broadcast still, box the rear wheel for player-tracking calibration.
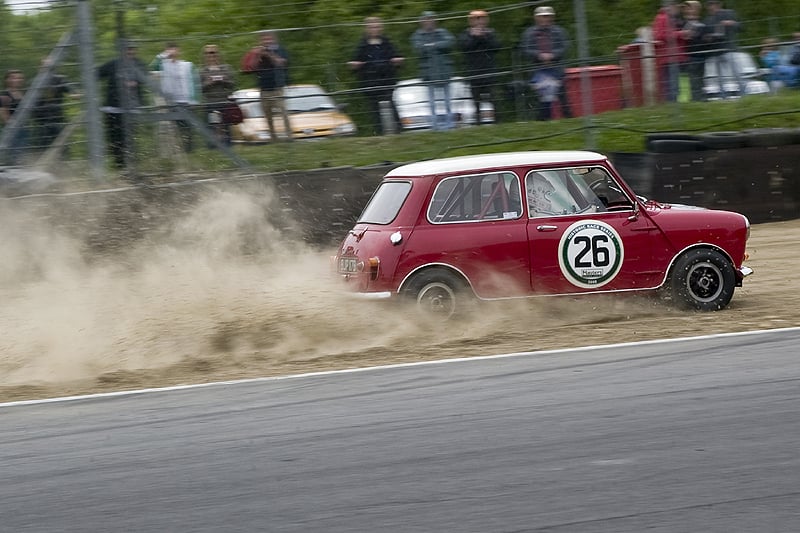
[669,249,736,311]
[403,269,472,320]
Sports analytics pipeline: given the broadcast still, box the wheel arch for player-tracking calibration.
[661,243,736,287]
[398,262,474,296]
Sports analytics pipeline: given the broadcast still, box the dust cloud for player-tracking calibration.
[0,186,513,394]
[0,186,798,402]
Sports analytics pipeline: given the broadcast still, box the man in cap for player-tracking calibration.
[459,9,501,124]
[520,5,573,120]
[411,11,456,130]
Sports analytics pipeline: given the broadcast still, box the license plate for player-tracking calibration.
[338,257,358,273]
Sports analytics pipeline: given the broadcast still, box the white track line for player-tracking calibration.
[2,326,799,408]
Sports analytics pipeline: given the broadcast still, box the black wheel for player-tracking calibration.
[403,268,472,320]
[669,249,736,311]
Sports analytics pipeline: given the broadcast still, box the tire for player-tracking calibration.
[647,139,705,153]
[697,131,747,150]
[669,249,736,311]
[645,133,700,152]
[742,128,800,148]
[402,268,472,320]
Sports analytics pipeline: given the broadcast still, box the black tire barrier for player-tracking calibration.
[742,128,800,148]
[648,139,706,153]
[697,131,747,150]
[645,132,700,152]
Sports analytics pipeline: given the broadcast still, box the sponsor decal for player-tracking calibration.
[558,220,624,288]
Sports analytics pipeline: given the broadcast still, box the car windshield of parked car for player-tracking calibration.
[239,101,264,119]
[394,80,470,106]
[285,86,337,113]
[428,172,522,223]
[357,181,412,224]
[526,167,632,217]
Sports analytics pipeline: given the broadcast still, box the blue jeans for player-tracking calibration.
[427,82,453,131]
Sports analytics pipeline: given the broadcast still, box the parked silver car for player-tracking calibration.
[392,77,495,130]
[703,52,770,99]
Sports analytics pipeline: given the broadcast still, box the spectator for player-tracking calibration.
[32,58,72,150]
[458,9,501,124]
[758,37,783,92]
[790,32,800,66]
[411,11,456,131]
[702,0,742,98]
[348,16,404,135]
[200,44,237,145]
[652,0,687,102]
[150,42,199,153]
[0,69,27,164]
[242,30,292,142]
[682,0,707,102]
[520,5,573,121]
[97,41,148,169]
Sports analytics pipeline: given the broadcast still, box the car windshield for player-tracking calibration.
[239,101,265,119]
[394,80,471,105]
[285,86,337,113]
[357,181,412,224]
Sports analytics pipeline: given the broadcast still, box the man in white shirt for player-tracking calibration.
[151,42,200,152]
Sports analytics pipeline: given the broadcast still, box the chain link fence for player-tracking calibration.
[2,1,800,186]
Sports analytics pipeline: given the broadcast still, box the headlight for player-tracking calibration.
[335,123,356,134]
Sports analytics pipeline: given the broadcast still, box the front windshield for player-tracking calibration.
[358,181,412,224]
[285,86,337,113]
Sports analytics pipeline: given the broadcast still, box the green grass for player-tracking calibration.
[54,89,800,184]
[217,89,800,173]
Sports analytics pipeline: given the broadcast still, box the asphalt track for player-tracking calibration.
[3,328,800,532]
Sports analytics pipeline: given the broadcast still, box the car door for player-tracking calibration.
[525,167,669,294]
[415,171,530,298]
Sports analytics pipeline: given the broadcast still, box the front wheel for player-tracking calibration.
[669,249,736,311]
[403,269,472,320]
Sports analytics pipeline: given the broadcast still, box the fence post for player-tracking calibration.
[573,0,595,149]
[0,31,74,163]
[77,0,105,182]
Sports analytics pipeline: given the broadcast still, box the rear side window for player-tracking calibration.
[358,181,412,224]
[428,172,522,223]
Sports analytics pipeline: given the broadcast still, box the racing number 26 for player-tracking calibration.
[574,235,610,268]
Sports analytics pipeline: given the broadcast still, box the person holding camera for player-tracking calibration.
[242,30,292,142]
[200,44,237,145]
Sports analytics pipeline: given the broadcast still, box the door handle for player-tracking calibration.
[536,225,558,232]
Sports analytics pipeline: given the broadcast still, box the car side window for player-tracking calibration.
[428,172,522,223]
[525,167,632,218]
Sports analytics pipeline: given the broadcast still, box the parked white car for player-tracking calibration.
[703,51,770,99]
[392,77,495,130]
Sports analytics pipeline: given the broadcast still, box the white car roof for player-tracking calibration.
[385,151,607,177]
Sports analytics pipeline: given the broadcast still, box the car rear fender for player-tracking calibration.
[398,263,474,297]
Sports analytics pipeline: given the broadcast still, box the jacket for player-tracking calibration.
[411,27,455,83]
[520,24,571,77]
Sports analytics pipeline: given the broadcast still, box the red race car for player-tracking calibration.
[335,151,752,318]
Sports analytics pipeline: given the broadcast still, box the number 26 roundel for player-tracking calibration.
[558,220,624,289]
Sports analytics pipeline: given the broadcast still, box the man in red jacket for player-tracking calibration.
[652,0,688,102]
